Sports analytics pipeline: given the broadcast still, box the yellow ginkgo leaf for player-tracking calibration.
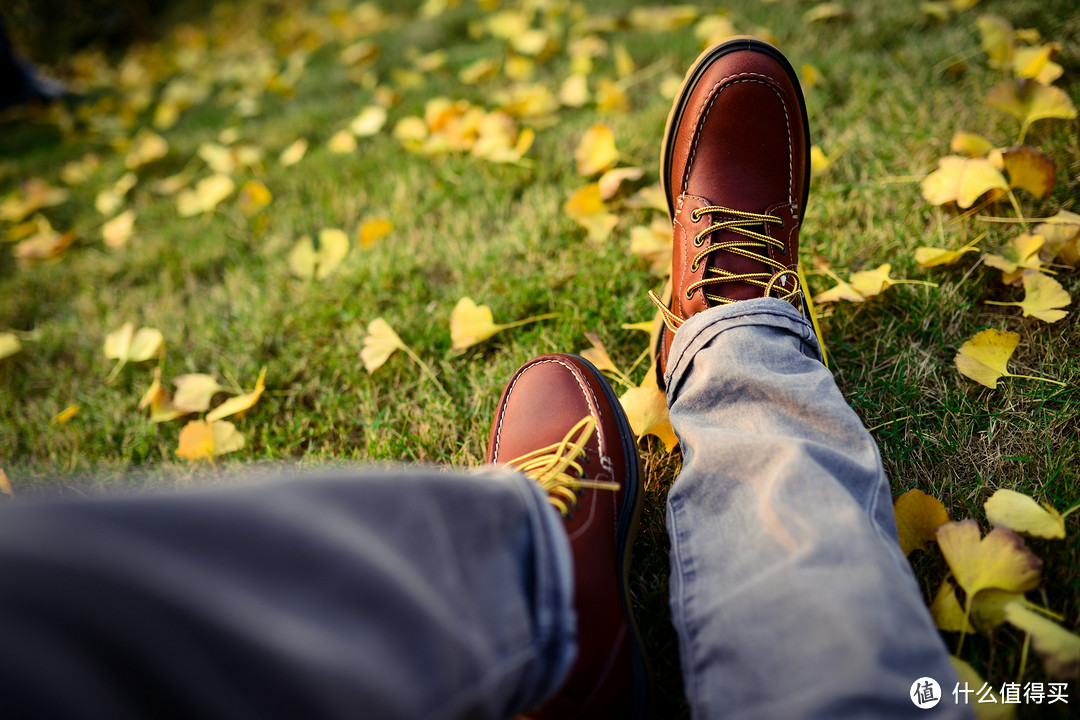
[985,489,1066,539]
[929,577,976,633]
[449,297,556,352]
[803,3,852,24]
[173,373,228,413]
[558,74,589,107]
[598,167,644,200]
[459,57,501,84]
[936,520,1042,600]
[984,233,1045,284]
[970,588,1029,631]
[950,131,994,158]
[921,156,1008,209]
[238,180,272,218]
[0,467,12,497]
[575,124,619,176]
[13,217,76,266]
[138,367,186,423]
[1004,603,1080,679]
[954,328,1063,389]
[580,332,632,387]
[630,218,673,276]
[176,419,244,460]
[104,323,164,381]
[0,332,21,359]
[914,240,981,268]
[618,368,678,452]
[358,218,393,249]
[197,143,237,174]
[628,5,699,31]
[814,277,865,303]
[361,318,407,373]
[695,15,739,49]
[328,129,357,153]
[1033,210,1080,264]
[624,183,669,213]
[848,264,895,298]
[350,106,388,137]
[809,146,832,177]
[985,272,1070,323]
[993,145,1055,199]
[124,129,168,169]
[95,172,137,216]
[894,489,951,556]
[563,183,618,243]
[0,178,69,223]
[595,78,629,114]
[976,14,1014,69]
[986,79,1077,143]
[51,404,78,424]
[176,174,235,217]
[151,170,194,197]
[102,209,136,249]
[1013,44,1063,85]
[206,367,267,422]
[279,138,308,166]
[288,229,350,281]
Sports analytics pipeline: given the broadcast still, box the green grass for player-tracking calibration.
[1,0,1078,715]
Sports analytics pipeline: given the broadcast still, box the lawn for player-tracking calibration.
[1,0,1078,716]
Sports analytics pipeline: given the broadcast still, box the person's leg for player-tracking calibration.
[0,469,574,720]
[665,299,964,718]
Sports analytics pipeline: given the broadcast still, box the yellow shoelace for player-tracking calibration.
[648,204,802,333]
[505,416,620,516]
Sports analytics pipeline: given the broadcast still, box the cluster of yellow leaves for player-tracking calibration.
[815,264,937,304]
[101,322,266,461]
[393,97,534,164]
[895,487,1079,679]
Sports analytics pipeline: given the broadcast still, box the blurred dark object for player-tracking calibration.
[4,0,154,65]
[0,14,67,110]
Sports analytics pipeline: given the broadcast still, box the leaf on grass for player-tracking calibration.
[51,404,78,424]
[976,14,1014,69]
[450,297,555,352]
[580,332,625,382]
[176,174,235,217]
[0,178,69,223]
[563,183,618,243]
[930,577,976,633]
[915,240,980,268]
[984,233,1044,284]
[987,272,1070,324]
[1004,603,1080,679]
[104,323,164,380]
[206,366,266,421]
[936,520,1042,600]
[624,183,669,213]
[921,156,1008,209]
[619,367,677,451]
[628,5,699,31]
[288,229,350,280]
[986,80,1076,140]
[814,277,865,303]
[102,209,136,249]
[358,218,393,249]
[0,332,21,359]
[985,489,1066,539]
[803,3,852,24]
[361,317,406,373]
[279,138,308,166]
[13,217,76,265]
[970,588,1029,631]
[894,489,951,556]
[328,129,357,153]
[630,217,672,276]
[176,419,244,460]
[138,367,186,423]
[95,173,137,216]
[238,180,272,218]
[350,106,388,137]
[459,57,501,85]
[1033,210,1080,264]
[575,124,619,176]
[809,146,836,177]
[1013,44,1063,86]
[595,78,628,114]
[992,145,1055,199]
[950,131,994,158]
[124,129,168,169]
[558,74,589,107]
[598,167,644,200]
[954,328,1022,389]
[173,373,228,413]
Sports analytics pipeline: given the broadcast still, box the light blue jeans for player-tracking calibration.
[0,300,964,719]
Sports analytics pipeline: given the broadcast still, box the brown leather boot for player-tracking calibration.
[650,38,814,387]
[488,354,650,720]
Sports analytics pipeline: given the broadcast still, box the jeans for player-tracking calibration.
[0,299,965,719]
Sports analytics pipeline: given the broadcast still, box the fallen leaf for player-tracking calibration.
[803,3,852,24]
[176,419,244,460]
[279,138,309,166]
[449,297,556,352]
[238,180,273,218]
[124,129,168,169]
[984,233,1044,284]
[894,489,951,556]
[138,367,186,423]
[0,332,21,359]
[60,153,101,185]
[969,589,1028,631]
[358,218,393,249]
[630,217,672,275]
[575,124,619,176]
[985,489,1066,539]
[176,174,235,217]
[580,332,629,385]
[922,156,1008,209]
[950,131,994,157]
[595,78,628,114]
[150,170,195,196]
[985,272,1070,323]
[51,405,79,424]
[848,264,896,298]
[598,167,644,200]
[361,317,406,373]
[206,366,266,421]
[0,178,69,223]
[1004,603,1080,678]
[95,172,137,216]
[986,79,1077,142]
[563,183,618,243]
[619,368,677,451]
[102,209,136,249]
[992,145,1055,199]
[915,240,981,268]
[976,14,1014,69]
[173,373,228,413]
[13,218,76,265]
[628,5,699,31]
[459,57,501,84]
[624,183,669,213]
[104,323,164,380]
[814,277,865,303]
[558,74,589,107]
[954,328,1063,389]
[930,577,976,633]
[350,106,388,137]
[288,228,350,280]
[1033,210,1080,264]
[1013,44,1063,85]
[936,520,1042,600]
[328,129,357,153]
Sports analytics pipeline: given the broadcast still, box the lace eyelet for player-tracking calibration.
[690,209,701,222]
[685,289,694,300]
[689,260,699,272]
[693,235,704,247]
